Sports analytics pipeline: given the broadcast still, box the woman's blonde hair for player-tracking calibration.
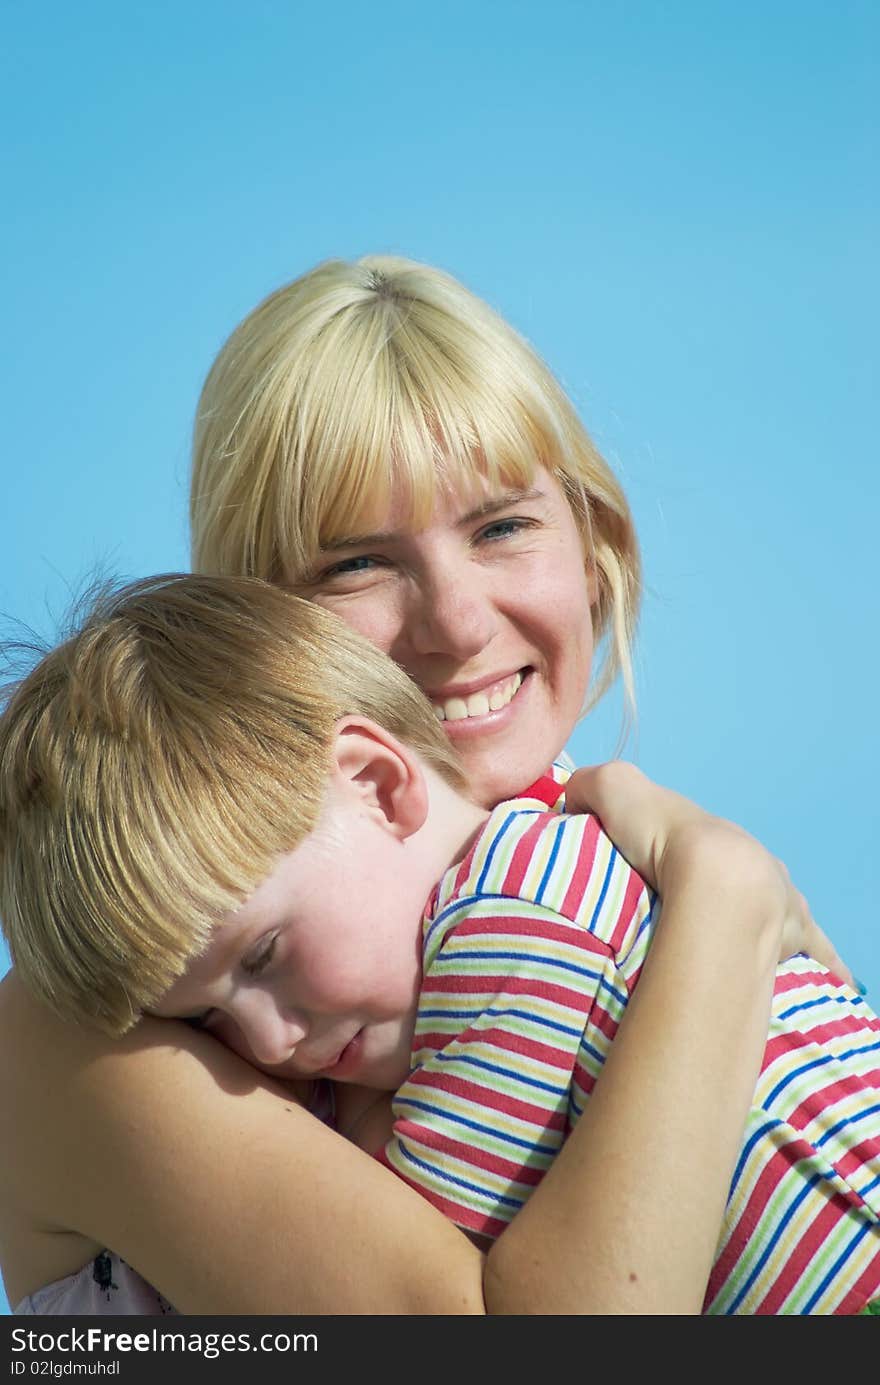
[191,255,640,713]
[0,574,464,1036]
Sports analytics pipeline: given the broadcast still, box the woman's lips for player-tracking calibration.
[432,669,533,742]
[430,669,530,724]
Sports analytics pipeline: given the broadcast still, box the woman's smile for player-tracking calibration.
[430,668,526,723]
[301,470,597,805]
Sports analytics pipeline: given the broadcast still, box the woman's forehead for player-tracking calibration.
[318,454,546,550]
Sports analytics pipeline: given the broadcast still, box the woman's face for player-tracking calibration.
[296,468,597,806]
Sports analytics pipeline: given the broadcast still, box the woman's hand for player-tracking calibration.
[564,762,855,987]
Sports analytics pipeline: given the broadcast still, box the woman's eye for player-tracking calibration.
[476,517,534,543]
[320,554,383,580]
[242,935,278,978]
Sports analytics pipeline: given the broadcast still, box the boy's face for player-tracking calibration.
[153,790,427,1090]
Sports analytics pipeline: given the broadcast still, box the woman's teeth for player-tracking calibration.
[432,671,523,722]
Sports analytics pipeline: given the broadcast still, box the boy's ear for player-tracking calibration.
[331,716,429,839]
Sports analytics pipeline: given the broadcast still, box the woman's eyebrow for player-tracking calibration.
[322,487,546,552]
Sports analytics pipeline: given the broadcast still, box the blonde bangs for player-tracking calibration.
[190,254,641,730]
[272,292,565,579]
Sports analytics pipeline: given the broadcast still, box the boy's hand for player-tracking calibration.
[564,762,855,987]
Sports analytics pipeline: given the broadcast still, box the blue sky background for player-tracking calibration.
[1,1,877,1314]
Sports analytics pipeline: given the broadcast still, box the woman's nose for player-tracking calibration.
[406,569,498,660]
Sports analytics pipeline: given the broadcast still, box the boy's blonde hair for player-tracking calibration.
[191,255,640,713]
[0,574,464,1036]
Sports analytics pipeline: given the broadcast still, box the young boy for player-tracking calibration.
[1,574,878,1315]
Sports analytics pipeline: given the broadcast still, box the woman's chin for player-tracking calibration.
[445,676,572,805]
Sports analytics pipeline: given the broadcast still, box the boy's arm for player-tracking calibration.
[377,880,643,1241]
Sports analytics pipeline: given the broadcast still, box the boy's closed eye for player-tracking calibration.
[242,933,278,977]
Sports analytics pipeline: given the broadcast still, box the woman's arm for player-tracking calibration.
[563,762,853,984]
[0,971,485,1315]
[0,767,818,1316]
[487,763,838,1314]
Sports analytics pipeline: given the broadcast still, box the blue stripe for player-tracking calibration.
[396,1096,560,1156]
[857,1172,880,1202]
[475,811,519,894]
[430,947,630,1011]
[588,846,618,935]
[577,1036,607,1067]
[436,947,605,982]
[597,971,630,1010]
[425,881,567,954]
[728,1117,785,1200]
[777,994,864,1021]
[633,894,658,943]
[423,896,476,956]
[393,1138,524,1210]
[724,1170,826,1313]
[816,1101,880,1149]
[417,1004,585,1041]
[423,889,525,957]
[765,1038,880,1105]
[431,1047,568,1097]
[801,1217,877,1313]
[535,817,566,905]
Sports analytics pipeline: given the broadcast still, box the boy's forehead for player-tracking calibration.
[148,924,236,1016]
[149,889,272,1017]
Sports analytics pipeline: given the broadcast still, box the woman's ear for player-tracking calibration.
[585,556,600,608]
[331,716,429,839]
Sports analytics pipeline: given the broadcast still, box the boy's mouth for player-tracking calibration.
[317,1028,365,1079]
[430,668,530,723]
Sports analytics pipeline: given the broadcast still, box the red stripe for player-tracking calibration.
[502,815,557,897]
[797,1013,880,1045]
[571,1061,598,1100]
[607,864,650,953]
[420,971,600,1015]
[559,815,601,917]
[376,1148,510,1239]
[784,1070,880,1133]
[403,1067,569,1127]
[411,1028,577,1076]
[833,1133,880,1187]
[761,1025,839,1072]
[753,1186,856,1314]
[773,966,842,996]
[706,1136,823,1306]
[394,1119,549,1184]
[519,774,566,808]
[460,1024,582,1070]
[443,912,611,955]
[837,1254,880,1315]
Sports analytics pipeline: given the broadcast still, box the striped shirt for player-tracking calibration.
[380,776,880,1314]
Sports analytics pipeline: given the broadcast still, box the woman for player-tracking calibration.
[0,256,850,1315]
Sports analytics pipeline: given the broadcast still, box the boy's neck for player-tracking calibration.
[407,769,491,896]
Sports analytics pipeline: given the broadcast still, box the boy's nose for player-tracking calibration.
[235,1000,308,1068]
